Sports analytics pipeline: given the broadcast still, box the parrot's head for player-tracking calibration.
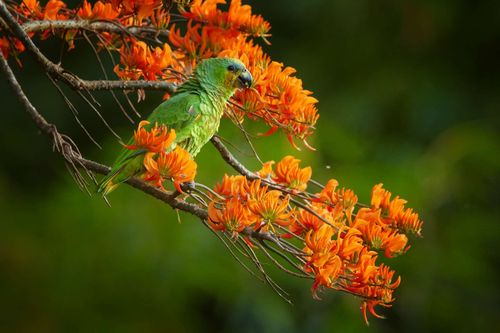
[195,57,253,97]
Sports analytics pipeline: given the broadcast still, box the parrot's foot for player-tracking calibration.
[180,181,196,192]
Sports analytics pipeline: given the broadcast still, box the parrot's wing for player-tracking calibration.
[147,92,201,144]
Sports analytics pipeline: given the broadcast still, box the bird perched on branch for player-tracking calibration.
[97,57,253,196]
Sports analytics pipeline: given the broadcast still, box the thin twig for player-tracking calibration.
[203,221,264,282]
[256,240,312,279]
[83,31,135,122]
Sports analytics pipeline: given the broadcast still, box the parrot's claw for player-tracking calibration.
[180,181,196,192]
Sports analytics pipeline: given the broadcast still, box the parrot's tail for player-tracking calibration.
[96,149,146,198]
[97,169,123,197]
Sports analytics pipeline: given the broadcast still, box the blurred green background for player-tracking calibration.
[1,0,499,332]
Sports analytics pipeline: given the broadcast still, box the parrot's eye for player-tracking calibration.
[227,65,236,72]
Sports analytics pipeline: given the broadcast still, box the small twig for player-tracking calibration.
[256,240,312,279]
[203,221,264,282]
[46,74,102,148]
[83,31,135,122]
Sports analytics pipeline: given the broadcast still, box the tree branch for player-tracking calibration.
[22,19,170,38]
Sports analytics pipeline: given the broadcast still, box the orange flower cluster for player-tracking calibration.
[208,198,253,236]
[184,0,271,38]
[208,176,292,234]
[124,121,196,192]
[207,159,423,324]
[371,183,423,236]
[273,156,312,191]
[300,210,406,323]
[219,41,320,147]
[114,40,173,81]
[143,147,197,192]
[304,225,343,294]
[125,120,176,152]
[256,155,312,192]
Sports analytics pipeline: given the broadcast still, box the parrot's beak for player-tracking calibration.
[236,69,253,89]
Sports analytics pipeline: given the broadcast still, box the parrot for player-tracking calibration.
[97,57,253,196]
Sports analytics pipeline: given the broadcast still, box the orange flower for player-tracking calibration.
[114,41,149,80]
[348,248,379,285]
[246,178,267,201]
[18,0,42,18]
[337,188,358,223]
[43,0,67,20]
[361,300,388,326]
[125,120,176,153]
[318,179,339,202]
[213,174,249,199]
[383,233,409,258]
[151,8,171,29]
[208,198,255,234]
[248,185,292,230]
[338,227,364,260]
[305,224,336,255]
[143,147,197,192]
[274,155,312,191]
[257,160,274,179]
[350,263,400,325]
[112,0,161,22]
[288,207,326,236]
[316,179,358,224]
[371,184,423,236]
[114,40,172,80]
[371,183,391,209]
[304,225,343,296]
[17,0,67,41]
[353,217,409,258]
[341,253,401,324]
[354,219,386,249]
[311,254,342,298]
[395,207,423,236]
[77,0,119,20]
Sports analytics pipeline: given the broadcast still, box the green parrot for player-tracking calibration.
[97,57,253,196]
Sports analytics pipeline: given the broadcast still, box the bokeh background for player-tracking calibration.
[1,0,499,332]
